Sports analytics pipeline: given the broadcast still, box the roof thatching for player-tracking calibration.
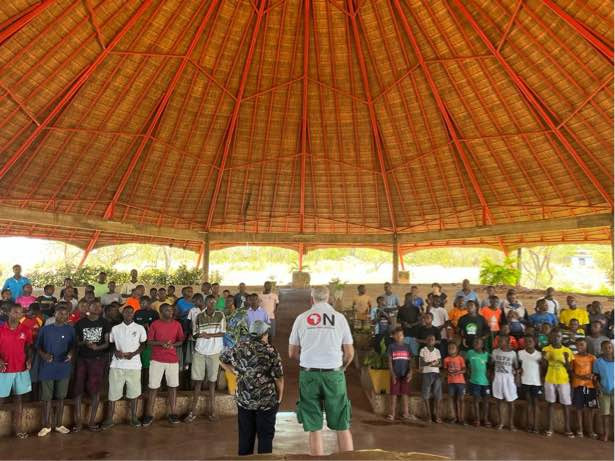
[0,0,612,255]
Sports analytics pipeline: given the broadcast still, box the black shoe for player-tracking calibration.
[141,416,154,427]
[168,414,180,425]
[100,420,114,431]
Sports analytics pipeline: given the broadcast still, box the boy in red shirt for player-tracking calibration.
[142,303,185,426]
[444,342,466,425]
[0,303,33,438]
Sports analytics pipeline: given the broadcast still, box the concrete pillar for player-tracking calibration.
[298,243,304,271]
[392,236,399,284]
[202,235,210,282]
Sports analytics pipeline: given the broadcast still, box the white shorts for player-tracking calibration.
[148,360,179,389]
[544,382,571,405]
[492,373,518,402]
[108,368,141,401]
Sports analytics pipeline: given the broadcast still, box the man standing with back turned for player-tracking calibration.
[289,286,354,456]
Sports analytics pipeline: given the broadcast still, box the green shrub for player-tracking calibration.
[362,337,389,369]
[479,257,520,286]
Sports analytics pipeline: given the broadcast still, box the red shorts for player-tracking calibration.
[73,357,106,397]
[390,377,410,396]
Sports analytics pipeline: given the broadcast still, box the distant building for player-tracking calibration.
[571,250,593,267]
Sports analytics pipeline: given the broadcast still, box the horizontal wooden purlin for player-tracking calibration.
[0,205,611,246]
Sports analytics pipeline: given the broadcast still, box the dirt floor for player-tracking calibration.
[0,288,612,460]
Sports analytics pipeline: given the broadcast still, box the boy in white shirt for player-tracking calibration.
[518,335,543,433]
[419,334,442,424]
[101,305,147,429]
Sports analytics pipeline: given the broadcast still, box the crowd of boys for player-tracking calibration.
[0,265,279,439]
[354,281,614,441]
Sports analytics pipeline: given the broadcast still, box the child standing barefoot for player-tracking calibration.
[386,327,413,421]
[543,329,574,437]
[571,338,597,438]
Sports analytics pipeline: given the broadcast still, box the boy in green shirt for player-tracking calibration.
[466,337,491,427]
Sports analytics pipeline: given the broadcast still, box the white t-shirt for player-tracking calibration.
[429,306,449,328]
[289,302,353,369]
[518,349,542,386]
[419,347,441,374]
[188,307,202,329]
[121,281,139,297]
[259,292,279,319]
[101,292,122,306]
[110,322,147,370]
[539,297,559,316]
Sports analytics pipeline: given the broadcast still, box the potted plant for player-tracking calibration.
[362,338,390,394]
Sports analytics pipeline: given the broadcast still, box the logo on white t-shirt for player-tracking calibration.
[306,312,335,327]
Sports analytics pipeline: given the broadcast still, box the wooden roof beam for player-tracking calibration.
[205,0,268,230]
[451,0,614,209]
[542,0,613,62]
[102,0,220,220]
[346,0,397,232]
[392,0,494,225]
[0,0,154,181]
[0,0,55,45]
[0,205,610,246]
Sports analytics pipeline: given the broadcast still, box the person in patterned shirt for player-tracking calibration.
[220,320,284,456]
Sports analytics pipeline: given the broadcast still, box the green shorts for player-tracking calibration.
[40,378,69,401]
[141,345,152,369]
[599,391,614,416]
[296,370,351,432]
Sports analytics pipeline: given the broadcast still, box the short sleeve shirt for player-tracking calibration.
[75,317,110,359]
[289,302,352,369]
[466,349,489,385]
[518,349,542,386]
[259,293,279,319]
[543,345,573,384]
[2,277,31,301]
[110,322,147,369]
[101,292,122,306]
[429,306,449,328]
[194,310,226,356]
[148,320,185,363]
[36,323,75,380]
[0,323,33,372]
[572,354,595,388]
[388,342,412,378]
[492,349,518,374]
[480,307,503,332]
[593,357,614,393]
[560,308,590,327]
[352,294,372,320]
[444,355,466,383]
[419,347,441,374]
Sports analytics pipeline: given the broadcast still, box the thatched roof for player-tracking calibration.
[0,0,612,255]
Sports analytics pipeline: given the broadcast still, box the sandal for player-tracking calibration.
[575,431,584,438]
[401,414,412,421]
[565,431,575,439]
[589,432,598,440]
[16,432,28,439]
[87,424,101,432]
[496,424,504,431]
[434,418,442,424]
[72,424,82,433]
[483,421,492,428]
[385,414,394,421]
[544,430,553,437]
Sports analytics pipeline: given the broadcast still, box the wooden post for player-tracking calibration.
[392,235,399,284]
[516,247,522,287]
[298,243,304,271]
[202,235,210,282]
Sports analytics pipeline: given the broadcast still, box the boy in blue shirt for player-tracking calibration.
[529,299,557,328]
[36,304,76,437]
[593,340,614,442]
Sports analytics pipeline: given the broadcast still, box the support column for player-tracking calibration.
[392,235,399,284]
[202,235,210,282]
[516,247,522,287]
[298,243,304,271]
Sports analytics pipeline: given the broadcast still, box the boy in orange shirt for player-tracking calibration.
[448,296,468,330]
[443,342,466,424]
[352,285,372,330]
[571,338,597,438]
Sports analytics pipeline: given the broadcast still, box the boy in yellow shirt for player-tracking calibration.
[352,285,372,329]
[559,295,589,330]
[542,329,574,437]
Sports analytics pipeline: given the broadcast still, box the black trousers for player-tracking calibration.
[237,404,278,456]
